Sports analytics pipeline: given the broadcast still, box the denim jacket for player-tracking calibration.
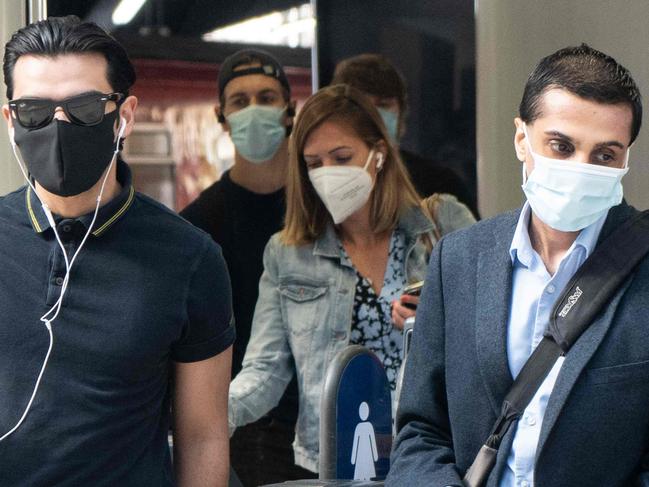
[229,198,474,472]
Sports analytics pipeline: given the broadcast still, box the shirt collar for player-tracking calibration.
[313,206,434,258]
[509,201,607,268]
[26,159,135,238]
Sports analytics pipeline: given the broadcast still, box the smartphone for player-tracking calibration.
[402,281,424,310]
[403,280,424,297]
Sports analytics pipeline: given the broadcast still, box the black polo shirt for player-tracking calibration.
[0,161,234,486]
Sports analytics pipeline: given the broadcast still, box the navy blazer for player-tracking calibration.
[387,202,649,487]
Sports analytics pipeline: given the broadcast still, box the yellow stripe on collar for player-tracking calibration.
[92,186,135,237]
[26,187,43,233]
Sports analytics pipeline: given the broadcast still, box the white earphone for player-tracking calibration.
[117,117,126,139]
[376,152,385,170]
[1,112,126,443]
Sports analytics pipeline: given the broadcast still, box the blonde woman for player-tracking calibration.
[228,84,475,474]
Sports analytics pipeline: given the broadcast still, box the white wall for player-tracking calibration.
[0,2,27,196]
[477,0,649,218]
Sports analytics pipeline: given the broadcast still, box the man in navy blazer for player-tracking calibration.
[388,44,649,486]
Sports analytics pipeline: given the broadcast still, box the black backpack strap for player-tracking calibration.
[547,209,649,350]
[464,210,649,487]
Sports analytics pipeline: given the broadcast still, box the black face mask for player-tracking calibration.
[13,111,119,197]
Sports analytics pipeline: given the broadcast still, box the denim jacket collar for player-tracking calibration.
[312,206,434,259]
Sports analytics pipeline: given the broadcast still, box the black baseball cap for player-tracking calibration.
[218,49,291,99]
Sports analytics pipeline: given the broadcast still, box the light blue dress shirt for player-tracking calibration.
[499,202,607,487]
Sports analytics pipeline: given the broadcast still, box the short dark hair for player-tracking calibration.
[519,43,642,144]
[332,54,408,133]
[218,49,290,107]
[3,16,136,100]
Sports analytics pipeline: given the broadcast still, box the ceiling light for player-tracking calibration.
[203,3,314,48]
[112,0,148,26]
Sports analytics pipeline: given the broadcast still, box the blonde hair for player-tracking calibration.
[282,84,421,245]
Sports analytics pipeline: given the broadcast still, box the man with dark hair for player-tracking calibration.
[332,53,478,217]
[388,44,649,486]
[1,16,234,486]
[180,49,311,486]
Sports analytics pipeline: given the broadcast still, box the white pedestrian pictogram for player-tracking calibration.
[350,401,378,480]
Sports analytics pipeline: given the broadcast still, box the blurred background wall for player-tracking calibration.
[0,2,27,196]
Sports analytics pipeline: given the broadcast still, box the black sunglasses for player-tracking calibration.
[8,92,124,129]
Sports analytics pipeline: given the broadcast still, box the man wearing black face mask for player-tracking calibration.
[10,92,125,197]
[0,17,234,486]
[180,50,311,486]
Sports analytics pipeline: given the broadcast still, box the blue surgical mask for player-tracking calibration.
[227,105,286,163]
[522,124,629,232]
[378,107,399,141]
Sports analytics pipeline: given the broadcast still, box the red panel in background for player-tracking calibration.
[128,58,312,211]
[131,58,313,105]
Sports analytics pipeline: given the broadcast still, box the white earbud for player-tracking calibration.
[376,152,384,170]
[118,117,127,139]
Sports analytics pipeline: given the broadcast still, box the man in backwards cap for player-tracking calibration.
[181,49,311,485]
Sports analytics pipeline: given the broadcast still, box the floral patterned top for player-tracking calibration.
[339,229,407,391]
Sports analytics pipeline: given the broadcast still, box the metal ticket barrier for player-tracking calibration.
[393,315,416,425]
[402,316,416,359]
[262,346,391,487]
[319,345,392,481]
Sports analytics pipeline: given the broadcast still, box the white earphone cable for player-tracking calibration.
[0,119,125,442]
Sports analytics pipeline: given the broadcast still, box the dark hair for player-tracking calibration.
[332,54,408,135]
[519,43,642,144]
[3,16,136,99]
[218,49,290,107]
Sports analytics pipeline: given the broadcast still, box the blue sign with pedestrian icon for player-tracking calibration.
[334,352,392,480]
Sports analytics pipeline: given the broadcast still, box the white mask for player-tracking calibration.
[521,124,629,232]
[308,149,383,224]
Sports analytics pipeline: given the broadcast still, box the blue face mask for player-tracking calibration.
[377,107,399,141]
[226,105,286,163]
[522,124,629,232]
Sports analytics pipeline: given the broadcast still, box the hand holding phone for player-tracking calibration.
[402,281,424,310]
[392,281,425,328]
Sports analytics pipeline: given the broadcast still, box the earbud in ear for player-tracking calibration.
[376,153,384,170]
[118,117,127,139]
